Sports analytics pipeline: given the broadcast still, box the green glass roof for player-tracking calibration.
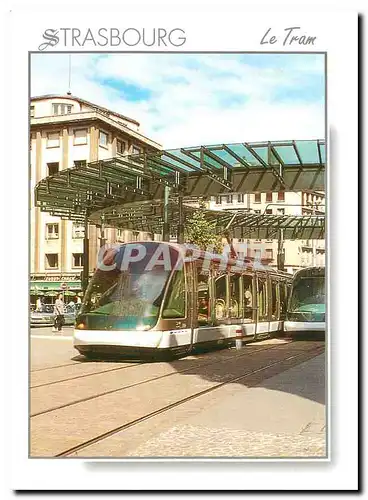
[34,139,325,222]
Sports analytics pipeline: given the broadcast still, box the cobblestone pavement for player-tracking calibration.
[127,424,326,458]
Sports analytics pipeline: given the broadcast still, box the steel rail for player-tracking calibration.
[54,343,324,457]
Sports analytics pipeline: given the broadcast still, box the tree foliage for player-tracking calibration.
[184,205,223,253]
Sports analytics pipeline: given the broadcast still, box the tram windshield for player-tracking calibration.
[80,243,180,329]
[289,276,325,312]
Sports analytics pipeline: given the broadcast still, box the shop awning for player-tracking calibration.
[30,281,81,292]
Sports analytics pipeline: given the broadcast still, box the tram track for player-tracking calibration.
[30,343,287,417]
[31,361,80,372]
[30,341,324,457]
[31,361,146,389]
[56,343,324,457]
[31,342,283,389]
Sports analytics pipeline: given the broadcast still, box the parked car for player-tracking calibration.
[30,303,81,327]
[30,304,54,327]
[64,303,81,326]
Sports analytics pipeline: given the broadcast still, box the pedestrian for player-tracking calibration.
[53,293,65,334]
[36,296,42,311]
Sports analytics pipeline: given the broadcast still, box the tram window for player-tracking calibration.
[243,275,254,320]
[215,274,227,320]
[270,279,279,320]
[162,268,186,319]
[229,274,241,318]
[258,277,268,321]
[197,269,211,326]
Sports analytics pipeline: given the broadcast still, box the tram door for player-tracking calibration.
[185,260,196,352]
[256,273,269,337]
[192,262,216,346]
[269,276,281,334]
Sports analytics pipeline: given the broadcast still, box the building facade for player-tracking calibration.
[208,191,325,274]
[30,94,161,301]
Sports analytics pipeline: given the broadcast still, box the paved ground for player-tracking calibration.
[30,331,326,458]
[121,353,326,458]
[30,326,78,370]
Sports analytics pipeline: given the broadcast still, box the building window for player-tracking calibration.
[226,195,233,204]
[74,160,87,168]
[265,209,273,215]
[52,103,73,115]
[46,132,60,148]
[117,139,126,155]
[237,194,244,203]
[73,128,87,145]
[99,131,108,147]
[277,208,285,215]
[215,196,222,205]
[254,249,261,259]
[30,105,35,118]
[277,191,285,201]
[266,192,272,202]
[265,249,273,260]
[45,223,59,240]
[73,253,84,268]
[47,162,59,175]
[45,253,59,269]
[72,223,85,239]
[254,193,261,203]
[132,146,141,155]
[116,228,125,242]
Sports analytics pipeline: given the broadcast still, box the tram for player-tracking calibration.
[284,266,325,336]
[73,242,292,359]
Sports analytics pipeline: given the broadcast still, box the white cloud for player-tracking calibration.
[31,53,325,149]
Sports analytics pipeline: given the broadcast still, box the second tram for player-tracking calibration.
[74,242,292,359]
[284,266,325,336]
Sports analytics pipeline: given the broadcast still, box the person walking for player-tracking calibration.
[53,294,65,334]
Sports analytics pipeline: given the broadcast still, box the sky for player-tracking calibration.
[31,53,325,149]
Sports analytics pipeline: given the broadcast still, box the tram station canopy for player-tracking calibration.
[89,200,325,240]
[35,139,325,224]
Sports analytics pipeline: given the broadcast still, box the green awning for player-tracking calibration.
[30,281,81,292]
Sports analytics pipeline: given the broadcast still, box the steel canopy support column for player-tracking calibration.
[277,228,285,271]
[177,193,185,244]
[99,215,106,248]
[162,185,170,242]
[82,215,90,294]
